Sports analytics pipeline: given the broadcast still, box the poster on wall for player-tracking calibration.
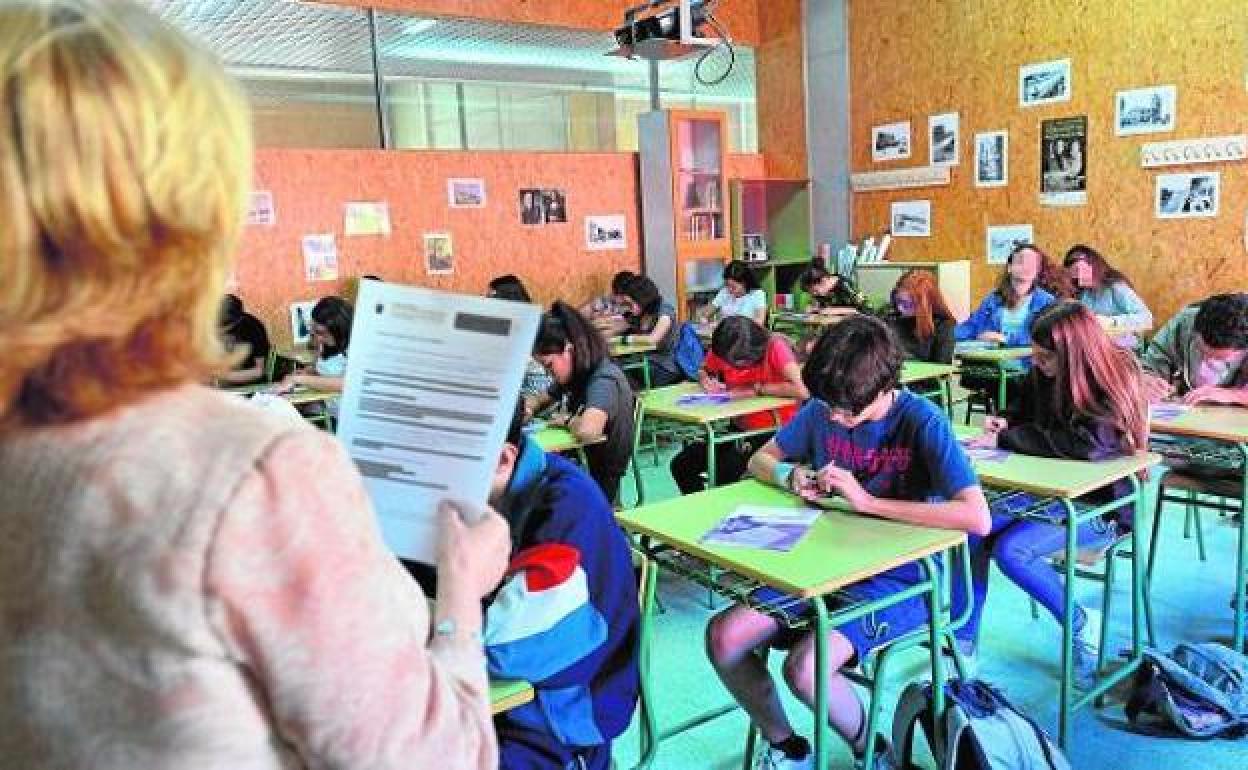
[974,131,1008,188]
[986,224,1034,265]
[301,234,339,282]
[246,191,276,226]
[1020,58,1071,107]
[1115,85,1176,136]
[289,300,317,348]
[1155,172,1219,219]
[585,214,627,251]
[343,202,392,237]
[448,178,487,208]
[872,121,911,162]
[542,189,568,223]
[1040,116,1087,206]
[519,188,545,225]
[929,113,959,167]
[424,232,454,274]
[890,200,931,237]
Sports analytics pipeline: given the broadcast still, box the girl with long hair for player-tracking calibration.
[959,301,1147,686]
[700,261,768,325]
[887,269,956,363]
[616,274,683,387]
[279,295,352,393]
[1063,244,1153,347]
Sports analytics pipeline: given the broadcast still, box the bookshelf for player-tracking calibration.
[729,178,813,311]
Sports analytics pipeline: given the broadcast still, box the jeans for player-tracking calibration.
[954,509,1118,643]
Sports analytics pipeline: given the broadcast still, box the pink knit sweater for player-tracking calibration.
[0,385,496,769]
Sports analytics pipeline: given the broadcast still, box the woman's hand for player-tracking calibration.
[965,431,1000,449]
[1141,374,1175,404]
[547,412,571,428]
[436,500,510,600]
[787,466,821,501]
[983,416,1008,434]
[1181,385,1243,406]
[700,372,726,394]
[814,464,873,511]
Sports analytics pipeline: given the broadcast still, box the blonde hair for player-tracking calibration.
[0,0,253,429]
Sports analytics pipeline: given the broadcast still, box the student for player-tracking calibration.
[486,402,639,770]
[701,262,768,326]
[1063,244,1152,347]
[581,269,635,326]
[961,302,1148,686]
[486,275,554,401]
[706,316,990,770]
[799,262,867,313]
[280,296,352,393]
[0,3,507,767]
[886,269,956,364]
[669,316,807,493]
[218,293,271,385]
[1139,292,1248,406]
[529,303,637,503]
[616,274,683,387]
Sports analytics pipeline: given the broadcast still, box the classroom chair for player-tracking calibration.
[628,547,659,770]
[622,398,648,510]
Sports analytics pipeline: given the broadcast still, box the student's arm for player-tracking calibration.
[954,295,995,342]
[699,354,727,393]
[997,417,1123,461]
[1138,314,1184,401]
[566,372,618,442]
[1106,283,1153,328]
[623,314,672,347]
[1180,385,1248,407]
[756,339,808,400]
[749,290,768,326]
[218,357,266,385]
[568,408,608,442]
[290,373,344,392]
[525,389,556,420]
[747,402,821,498]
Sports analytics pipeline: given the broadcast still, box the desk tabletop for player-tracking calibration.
[276,347,316,365]
[616,480,965,598]
[490,678,535,715]
[641,383,797,425]
[954,425,1160,498]
[610,340,658,357]
[774,309,856,326]
[1150,405,1248,445]
[533,426,606,453]
[224,383,338,406]
[955,346,1032,363]
[900,361,958,384]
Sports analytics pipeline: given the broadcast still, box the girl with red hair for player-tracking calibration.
[887,269,957,363]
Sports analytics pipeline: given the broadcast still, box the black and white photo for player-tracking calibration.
[872,121,911,162]
[975,130,1008,188]
[1020,58,1072,107]
[1040,116,1087,206]
[542,189,567,223]
[929,112,959,166]
[585,214,627,251]
[1155,172,1219,219]
[1115,85,1176,136]
[448,178,487,208]
[890,200,931,237]
[518,188,544,225]
[986,224,1034,265]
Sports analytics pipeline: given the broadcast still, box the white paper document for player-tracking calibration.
[700,505,821,553]
[337,282,541,563]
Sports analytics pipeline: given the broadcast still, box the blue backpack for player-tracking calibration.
[1126,642,1248,738]
[673,322,706,381]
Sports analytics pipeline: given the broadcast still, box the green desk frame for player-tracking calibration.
[955,347,1031,413]
[612,342,656,391]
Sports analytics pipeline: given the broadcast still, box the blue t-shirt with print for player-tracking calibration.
[774,390,977,583]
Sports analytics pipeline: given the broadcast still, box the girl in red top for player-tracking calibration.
[669,316,809,494]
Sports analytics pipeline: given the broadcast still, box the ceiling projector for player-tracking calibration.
[610,0,717,61]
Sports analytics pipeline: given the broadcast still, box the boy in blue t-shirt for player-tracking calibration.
[705,315,990,770]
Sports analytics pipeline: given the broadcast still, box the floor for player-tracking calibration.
[605,439,1248,770]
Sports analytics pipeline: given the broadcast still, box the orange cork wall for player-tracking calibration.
[756,0,806,179]
[236,148,764,346]
[848,0,1248,325]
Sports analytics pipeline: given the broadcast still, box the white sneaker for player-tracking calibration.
[755,744,815,770]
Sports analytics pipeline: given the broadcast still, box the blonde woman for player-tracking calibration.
[0,3,507,769]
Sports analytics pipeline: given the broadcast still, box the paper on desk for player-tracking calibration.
[1150,403,1190,421]
[676,392,733,407]
[336,282,540,563]
[699,505,820,552]
[958,438,1011,463]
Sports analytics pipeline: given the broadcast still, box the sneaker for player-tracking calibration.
[1072,608,1102,689]
[754,745,814,770]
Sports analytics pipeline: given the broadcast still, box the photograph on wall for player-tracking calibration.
[301,233,339,282]
[343,201,392,237]
[871,121,911,162]
[542,189,568,223]
[929,113,959,166]
[1040,116,1087,206]
[986,224,1034,265]
[448,178,487,208]
[1020,58,1071,107]
[1155,172,1219,219]
[424,232,454,274]
[890,200,931,237]
[246,190,275,226]
[974,131,1009,188]
[1115,85,1176,137]
[585,214,627,251]
[289,300,317,348]
[518,189,545,225]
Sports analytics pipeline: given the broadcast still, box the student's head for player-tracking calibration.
[711,316,770,368]
[722,262,760,298]
[996,243,1051,306]
[1029,301,1147,450]
[220,294,245,330]
[610,271,636,296]
[618,274,662,319]
[0,0,251,429]
[799,263,839,297]
[534,301,607,389]
[892,269,952,341]
[490,400,528,504]
[1194,293,1248,360]
[1063,244,1126,291]
[310,297,353,357]
[803,316,902,427]
[487,274,532,303]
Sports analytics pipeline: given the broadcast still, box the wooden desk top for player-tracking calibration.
[610,340,658,357]
[955,346,1033,363]
[533,426,606,453]
[641,383,796,425]
[490,678,535,715]
[1150,405,1248,445]
[900,361,958,384]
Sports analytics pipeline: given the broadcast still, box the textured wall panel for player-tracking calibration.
[757,0,807,178]
[848,0,1248,324]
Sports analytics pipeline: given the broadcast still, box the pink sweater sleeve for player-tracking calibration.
[203,430,497,770]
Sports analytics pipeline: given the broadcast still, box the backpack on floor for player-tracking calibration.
[673,322,706,381]
[892,679,1071,770]
[1125,642,1248,738]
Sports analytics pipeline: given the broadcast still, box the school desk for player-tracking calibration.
[640,383,797,488]
[533,425,605,466]
[490,678,535,716]
[955,424,1160,747]
[224,382,339,408]
[611,339,658,390]
[770,309,856,337]
[617,480,968,770]
[900,361,958,418]
[955,346,1032,412]
[276,347,316,367]
[1148,405,1248,652]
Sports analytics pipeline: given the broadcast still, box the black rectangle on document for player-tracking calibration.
[454,312,511,337]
